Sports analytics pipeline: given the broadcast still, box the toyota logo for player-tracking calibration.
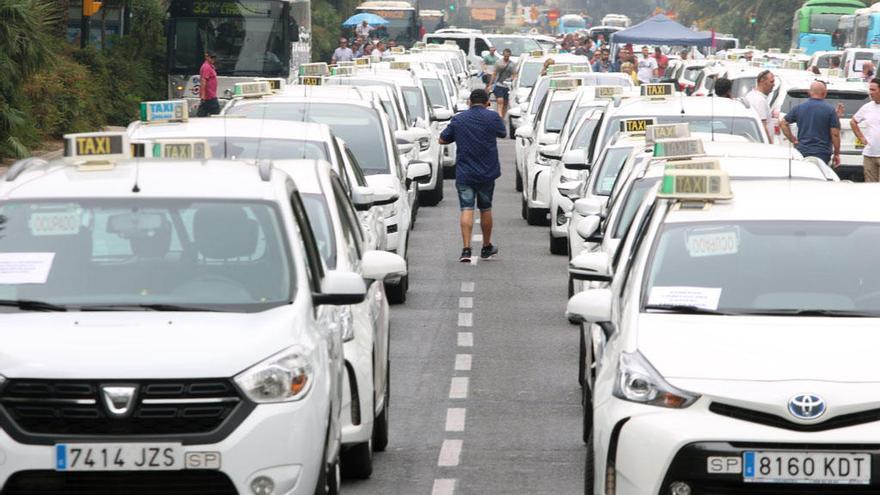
[788,394,826,420]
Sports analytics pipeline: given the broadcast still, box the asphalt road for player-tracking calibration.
[344,139,585,494]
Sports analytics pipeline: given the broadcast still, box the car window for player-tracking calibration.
[300,194,337,269]
[592,146,633,196]
[474,37,489,55]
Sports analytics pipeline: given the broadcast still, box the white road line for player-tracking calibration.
[470,255,479,266]
[431,479,456,495]
[459,297,473,309]
[437,439,463,467]
[454,353,472,371]
[445,408,467,432]
[457,312,473,327]
[457,332,473,347]
[449,377,469,399]
[474,218,480,224]
[472,234,483,243]
[460,281,475,293]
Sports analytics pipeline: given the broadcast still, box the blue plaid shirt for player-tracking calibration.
[440,106,507,185]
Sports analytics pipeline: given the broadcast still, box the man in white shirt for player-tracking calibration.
[356,20,374,39]
[851,78,880,182]
[636,46,658,84]
[744,69,775,144]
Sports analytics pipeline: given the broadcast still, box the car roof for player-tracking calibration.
[128,118,332,142]
[609,96,757,118]
[228,94,378,109]
[645,157,828,181]
[279,85,368,100]
[274,159,330,195]
[665,181,880,224]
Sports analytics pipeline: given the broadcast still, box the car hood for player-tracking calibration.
[366,174,401,191]
[0,308,307,379]
[638,314,880,382]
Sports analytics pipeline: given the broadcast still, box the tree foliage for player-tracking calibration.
[670,0,803,49]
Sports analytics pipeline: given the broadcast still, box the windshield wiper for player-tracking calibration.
[79,304,222,312]
[745,309,878,318]
[644,304,730,315]
[0,299,68,312]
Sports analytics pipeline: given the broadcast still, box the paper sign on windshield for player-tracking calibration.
[0,253,56,285]
[648,286,722,310]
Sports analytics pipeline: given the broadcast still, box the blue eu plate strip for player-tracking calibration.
[743,451,755,478]
[55,445,67,470]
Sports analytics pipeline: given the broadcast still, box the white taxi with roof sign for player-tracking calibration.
[0,134,413,495]
[568,175,880,495]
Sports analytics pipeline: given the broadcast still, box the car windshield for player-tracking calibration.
[569,115,601,151]
[486,36,541,57]
[0,199,293,312]
[683,67,703,83]
[613,178,660,238]
[602,116,763,148]
[810,13,842,34]
[402,87,428,122]
[782,90,867,119]
[592,146,633,196]
[422,78,449,108]
[645,221,880,314]
[544,100,575,132]
[225,102,391,175]
[519,62,544,88]
[300,194,337,270]
[731,77,757,99]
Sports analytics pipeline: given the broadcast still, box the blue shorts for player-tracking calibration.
[493,85,510,100]
[457,182,495,211]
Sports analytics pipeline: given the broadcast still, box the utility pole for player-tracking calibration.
[80,0,103,48]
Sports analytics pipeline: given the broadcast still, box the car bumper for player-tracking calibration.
[0,398,329,495]
[839,151,866,182]
[595,396,880,495]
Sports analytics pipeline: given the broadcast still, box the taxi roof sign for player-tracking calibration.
[332,66,357,76]
[640,83,675,97]
[547,64,571,75]
[337,60,356,67]
[256,78,286,92]
[355,56,372,66]
[140,100,188,123]
[658,167,732,201]
[299,62,330,77]
[444,40,458,46]
[767,48,781,54]
[550,78,582,90]
[529,50,545,57]
[63,132,130,165]
[595,86,623,99]
[413,41,427,49]
[234,81,273,98]
[390,61,411,70]
[390,46,406,54]
[665,158,721,171]
[151,139,211,160]
[619,118,657,134]
[570,64,591,73]
[653,138,706,160]
[300,76,324,86]
[782,60,806,70]
[646,123,690,145]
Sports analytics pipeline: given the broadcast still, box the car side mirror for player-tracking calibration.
[569,251,611,283]
[538,133,559,145]
[370,185,399,206]
[576,215,601,241]
[509,107,522,118]
[432,108,453,122]
[562,149,590,170]
[351,186,375,211]
[406,160,432,183]
[515,126,534,140]
[313,270,367,306]
[566,288,613,324]
[574,197,604,217]
[539,143,563,160]
[397,140,415,154]
[361,250,407,282]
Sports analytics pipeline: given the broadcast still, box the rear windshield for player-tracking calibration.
[782,90,868,119]
[602,116,764,148]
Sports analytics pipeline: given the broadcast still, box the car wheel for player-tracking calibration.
[526,206,547,226]
[568,275,575,299]
[443,164,456,180]
[583,374,593,444]
[341,437,373,479]
[585,431,595,495]
[373,364,390,452]
[578,324,586,388]
[508,118,516,139]
[419,173,444,206]
[385,274,408,304]
[314,431,341,495]
[515,167,523,192]
[550,233,568,255]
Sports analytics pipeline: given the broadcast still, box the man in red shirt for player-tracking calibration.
[653,47,669,73]
[197,52,219,117]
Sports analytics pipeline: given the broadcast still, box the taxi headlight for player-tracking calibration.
[536,154,555,166]
[379,202,399,220]
[613,351,699,408]
[235,346,314,403]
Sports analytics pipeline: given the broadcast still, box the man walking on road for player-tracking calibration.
[439,89,507,262]
[780,81,841,166]
[851,78,880,182]
[197,52,220,117]
[745,69,775,143]
[489,49,517,119]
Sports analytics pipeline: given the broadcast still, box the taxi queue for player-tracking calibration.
[0,38,879,495]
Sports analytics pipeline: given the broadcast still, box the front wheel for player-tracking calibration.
[385,274,408,304]
[341,438,373,479]
[550,233,568,255]
[585,432,595,495]
[314,432,341,495]
[373,364,390,452]
[515,167,523,192]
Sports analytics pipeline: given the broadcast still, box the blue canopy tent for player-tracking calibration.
[610,14,712,47]
[343,13,388,27]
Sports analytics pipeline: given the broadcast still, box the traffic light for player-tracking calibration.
[83,0,102,17]
[448,3,455,11]
[749,14,757,24]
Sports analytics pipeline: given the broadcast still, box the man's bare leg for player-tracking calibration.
[480,209,493,246]
[460,209,474,248]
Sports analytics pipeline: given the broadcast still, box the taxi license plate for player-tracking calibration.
[743,451,871,484]
[55,443,182,471]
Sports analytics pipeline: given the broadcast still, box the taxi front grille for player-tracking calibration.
[710,402,880,432]
[0,379,253,445]
[1,470,238,495]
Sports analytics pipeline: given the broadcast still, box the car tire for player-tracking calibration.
[526,206,547,226]
[341,438,373,479]
[583,337,594,445]
[314,431,341,495]
[578,324,586,388]
[385,274,408,304]
[550,233,568,255]
[443,164,456,180]
[373,364,390,452]
[520,196,527,220]
[515,168,523,192]
[419,173,444,206]
[568,275,575,299]
[585,431,595,495]
[508,118,516,139]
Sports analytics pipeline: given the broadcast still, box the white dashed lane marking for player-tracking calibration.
[437,439,463,467]
[457,312,473,327]
[459,297,473,309]
[460,282,475,293]
[454,354,472,371]
[431,478,456,495]
[457,332,473,347]
[449,377,469,399]
[445,408,467,432]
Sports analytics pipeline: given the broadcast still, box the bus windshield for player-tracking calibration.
[168,0,290,77]
[810,13,844,34]
[356,8,417,45]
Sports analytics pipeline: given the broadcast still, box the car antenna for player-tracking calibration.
[131,157,141,193]
[710,91,716,142]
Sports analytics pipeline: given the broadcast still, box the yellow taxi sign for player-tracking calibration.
[658,167,733,201]
[640,83,675,97]
[530,49,545,57]
[151,139,211,159]
[768,48,781,54]
[299,62,330,77]
[413,41,427,49]
[390,61,411,70]
[547,47,559,54]
[824,68,843,78]
[646,123,690,145]
[63,132,130,164]
[595,86,623,99]
[549,78,582,90]
[139,100,188,123]
[727,53,740,61]
[782,60,806,70]
[337,60,357,67]
[300,76,323,86]
[390,46,406,54]
[619,118,657,134]
[234,81,273,98]
[256,78,285,92]
[355,56,372,66]
[653,138,706,159]
[547,64,571,75]
[332,66,357,76]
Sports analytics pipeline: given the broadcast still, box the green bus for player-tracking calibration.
[791,0,865,54]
